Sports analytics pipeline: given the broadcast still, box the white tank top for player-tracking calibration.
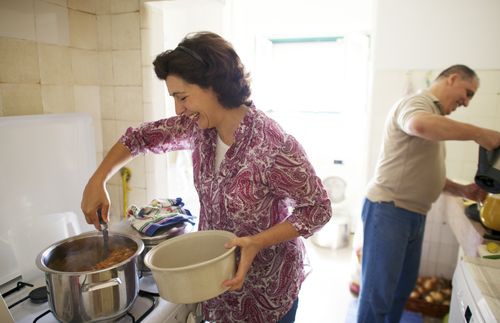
[215,134,230,171]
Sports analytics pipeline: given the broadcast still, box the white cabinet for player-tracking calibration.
[449,257,500,322]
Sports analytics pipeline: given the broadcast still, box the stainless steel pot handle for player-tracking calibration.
[81,277,122,293]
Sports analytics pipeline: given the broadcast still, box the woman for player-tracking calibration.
[81,31,332,323]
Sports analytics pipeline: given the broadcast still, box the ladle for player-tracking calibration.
[97,209,109,259]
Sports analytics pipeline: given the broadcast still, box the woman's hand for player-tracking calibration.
[81,176,111,230]
[80,142,134,230]
[222,235,264,291]
[221,221,300,291]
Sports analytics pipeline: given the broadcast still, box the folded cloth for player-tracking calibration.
[127,198,195,237]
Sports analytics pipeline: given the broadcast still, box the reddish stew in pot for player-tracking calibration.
[46,236,137,272]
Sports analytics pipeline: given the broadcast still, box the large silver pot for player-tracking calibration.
[36,231,144,322]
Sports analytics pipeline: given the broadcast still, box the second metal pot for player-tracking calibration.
[110,220,193,274]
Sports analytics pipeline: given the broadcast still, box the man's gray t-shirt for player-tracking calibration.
[367,90,446,215]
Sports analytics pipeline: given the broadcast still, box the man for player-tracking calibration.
[357,64,500,323]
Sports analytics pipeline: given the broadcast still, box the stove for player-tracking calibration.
[1,272,197,323]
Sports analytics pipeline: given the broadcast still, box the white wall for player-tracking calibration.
[372,0,500,70]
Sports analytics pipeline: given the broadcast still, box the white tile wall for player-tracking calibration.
[101,119,117,151]
[111,0,139,14]
[128,156,146,188]
[96,0,111,15]
[107,183,122,222]
[97,14,112,50]
[38,43,73,84]
[73,85,102,152]
[111,12,141,50]
[0,0,36,40]
[98,51,114,86]
[141,67,154,104]
[44,0,68,7]
[68,0,96,14]
[100,86,115,119]
[145,153,169,202]
[69,9,97,49]
[140,28,152,66]
[71,48,100,85]
[419,194,459,279]
[114,86,143,121]
[35,0,70,46]
[41,84,74,113]
[140,1,154,29]
[0,38,40,83]
[112,50,142,85]
[0,83,43,115]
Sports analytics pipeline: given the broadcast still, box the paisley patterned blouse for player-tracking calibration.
[120,105,332,322]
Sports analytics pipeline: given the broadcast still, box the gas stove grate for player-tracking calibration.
[1,281,34,299]
[29,292,158,323]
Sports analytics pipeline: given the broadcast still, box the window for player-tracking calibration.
[254,34,371,229]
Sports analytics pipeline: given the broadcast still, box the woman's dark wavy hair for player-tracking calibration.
[153,31,252,109]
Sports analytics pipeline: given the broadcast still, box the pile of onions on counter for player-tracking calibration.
[409,277,452,305]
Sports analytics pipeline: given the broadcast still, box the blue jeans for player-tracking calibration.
[277,298,299,323]
[357,199,426,323]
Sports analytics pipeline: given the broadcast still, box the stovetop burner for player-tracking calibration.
[4,284,48,310]
[27,287,48,304]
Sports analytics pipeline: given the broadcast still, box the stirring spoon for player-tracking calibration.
[97,209,109,259]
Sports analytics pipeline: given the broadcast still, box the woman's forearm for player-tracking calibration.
[251,221,300,249]
[92,141,134,183]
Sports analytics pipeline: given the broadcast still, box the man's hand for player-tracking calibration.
[461,183,488,203]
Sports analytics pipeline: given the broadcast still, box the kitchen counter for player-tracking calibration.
[444,194,490,257]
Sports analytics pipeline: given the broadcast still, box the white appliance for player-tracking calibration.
[0,113,196,322]
[449,256,500,323]
[311,172,350,249]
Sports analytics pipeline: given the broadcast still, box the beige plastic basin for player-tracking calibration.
[144,230,236,304]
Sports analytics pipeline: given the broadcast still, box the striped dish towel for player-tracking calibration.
[127,198,195,237]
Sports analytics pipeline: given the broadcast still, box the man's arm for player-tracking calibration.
[405,112,500,150]
[443,178,488,202]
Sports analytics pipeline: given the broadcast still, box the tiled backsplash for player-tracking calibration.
[0,0,146,221]
[419,194,459,279]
